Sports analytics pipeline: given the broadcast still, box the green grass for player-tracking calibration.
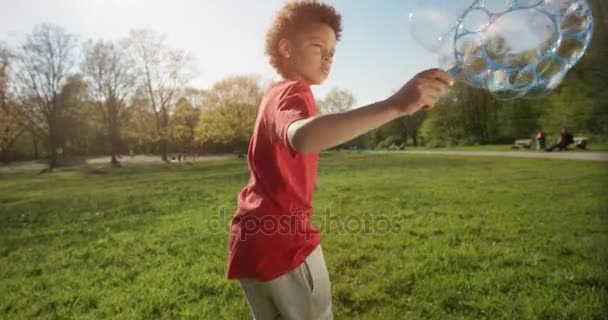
[1,153,607,319]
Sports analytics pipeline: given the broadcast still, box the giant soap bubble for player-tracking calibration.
[409,0,594,100]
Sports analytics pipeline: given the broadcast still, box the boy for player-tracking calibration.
[226,1,453,319]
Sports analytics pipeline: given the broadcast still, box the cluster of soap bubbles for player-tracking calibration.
[409,0,594,100]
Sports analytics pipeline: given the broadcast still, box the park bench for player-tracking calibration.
[573,136,588,150]
[512,136,589,150]
[548,136,589,150]
[388,143,405,151]
[511,139,533,149]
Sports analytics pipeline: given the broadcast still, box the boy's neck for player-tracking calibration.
[281,71,311,87]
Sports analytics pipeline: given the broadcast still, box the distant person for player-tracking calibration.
[225,1,454,319]
[546,128,574,152]
[536,129,546,150]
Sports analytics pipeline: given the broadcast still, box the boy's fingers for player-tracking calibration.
[424,80,451,95]
[432,70,454,86]
[420,69,454,86]
[421,83,443,97]
[419,68,442,78]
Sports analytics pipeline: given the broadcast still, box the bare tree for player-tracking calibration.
[182,87,207,109]
[317,87,356,114]
[0,43,12,106]
[0,42,27,164]
[13,24,77,170]
[125,29,195,162]
[82,39,136,166]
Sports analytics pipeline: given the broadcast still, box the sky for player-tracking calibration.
[0,0,438,106]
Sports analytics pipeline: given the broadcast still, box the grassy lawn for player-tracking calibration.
[1,153,607,319]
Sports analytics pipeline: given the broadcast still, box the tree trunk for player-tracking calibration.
[160,140,168,162]
[48,133,59,169]
[595,0,607,31]
[188,127,195,159]
[109,132,120,166]
[110,153,119,165]
[160,108,169,162]
[0,148,9,164]
[48,112,59,170]
[32,133,39,159]
[0,128,25,164]
[108,100,121,167]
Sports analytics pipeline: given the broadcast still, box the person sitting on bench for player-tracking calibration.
[545,128,574,152]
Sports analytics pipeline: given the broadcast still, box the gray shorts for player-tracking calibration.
[239,245,333,320]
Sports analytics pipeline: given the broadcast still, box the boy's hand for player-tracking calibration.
[386,68,453,116]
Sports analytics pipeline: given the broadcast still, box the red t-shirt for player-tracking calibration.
[226,79,320,282]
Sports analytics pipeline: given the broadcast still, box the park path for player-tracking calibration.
[400,150,608,162]
[2,151,608,173]
[0,154,236,173]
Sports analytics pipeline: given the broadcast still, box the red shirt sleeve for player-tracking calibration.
[272,83,314,155]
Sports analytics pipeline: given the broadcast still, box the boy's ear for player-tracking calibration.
[278,38,292,59]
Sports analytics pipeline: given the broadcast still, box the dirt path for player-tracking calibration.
[0,154,237,173]
[400,150,608,162]
[3,151,607,174]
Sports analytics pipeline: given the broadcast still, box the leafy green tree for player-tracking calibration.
[171,97,200,155]
[195,76,262,155]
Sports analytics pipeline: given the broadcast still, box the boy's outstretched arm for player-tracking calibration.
[288,69,453,154]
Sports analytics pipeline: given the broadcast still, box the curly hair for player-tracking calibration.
[265,0,342,78]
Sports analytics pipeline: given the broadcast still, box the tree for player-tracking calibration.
[495,99,541,139]
[315,87,359,149]
[600,1,608,30]
[125,30,195,162]
[403,111,428,146]
[181,87,207,110]
[171,97,200,155]
[536,0,608,138]
[0,43,27,164]
[122,88,157,155]
[82,39,136,166]
[13,24,77,170]
[55,75,100,157]
[317,87,356,114]
[195,76,262,155]
[420,96,466,147]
